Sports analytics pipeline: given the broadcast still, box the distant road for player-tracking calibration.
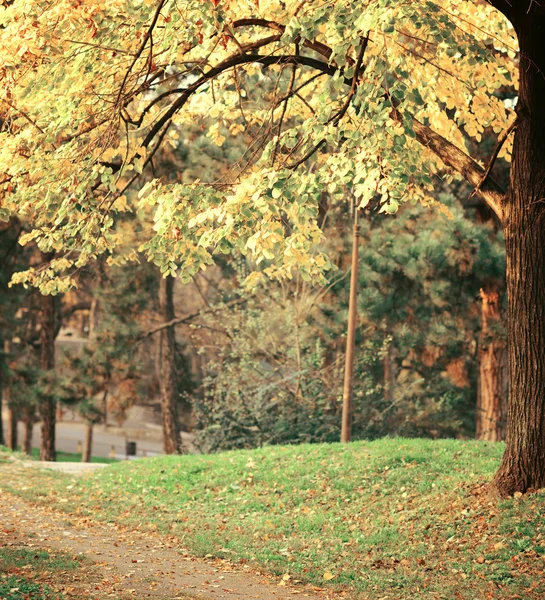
[2,419,165,459]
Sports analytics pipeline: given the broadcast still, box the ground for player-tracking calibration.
[0,460,330,599]
[1,439,545,599]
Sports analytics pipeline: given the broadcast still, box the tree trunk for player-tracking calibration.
[0,386,3,447]
[22,406,34,455]
[0,336,6,447]
[82,422,93,462]
[3,339,17,450]
[7,406,17,451]
[493,16,545,495]
[477,288,507,441]
[158,274,183,454]
[39,256,57,462]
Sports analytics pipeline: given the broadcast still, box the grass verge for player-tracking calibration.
[0,546,82,600]
[3,438,545,599]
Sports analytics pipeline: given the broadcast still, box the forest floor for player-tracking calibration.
[1,439,545,599]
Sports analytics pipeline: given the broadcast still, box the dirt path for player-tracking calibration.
[0,489,332,600]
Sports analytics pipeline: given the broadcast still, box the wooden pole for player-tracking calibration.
[341,213,360,443]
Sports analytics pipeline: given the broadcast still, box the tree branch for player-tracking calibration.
[115,0,167,108]
[470,119,517,199]
[399,111,506,221]
[233,18,335,63]
[137,297,246,341]
[140,53,337,150]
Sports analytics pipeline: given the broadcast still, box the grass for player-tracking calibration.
[29,448,118,464]
[3,438,545,599]
[0,547,82,600]
[0,445,117,464]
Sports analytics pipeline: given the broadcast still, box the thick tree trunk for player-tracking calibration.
[22,407,34,455]
[39,259,57,461]
[493,16,545,495]
[477,288,507,441]
[158,275,183,454]
[82,422,93,462]
[7,406,17,451]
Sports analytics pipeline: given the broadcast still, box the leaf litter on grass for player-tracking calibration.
[2,438,545,599]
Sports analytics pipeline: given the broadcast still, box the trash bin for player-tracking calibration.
[126,441,137,458]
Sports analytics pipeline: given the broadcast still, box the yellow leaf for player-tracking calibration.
[323,572,335,580]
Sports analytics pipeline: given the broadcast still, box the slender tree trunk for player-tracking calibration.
[0,385,3,448]
[158,274,183,454]
[0,337,5,447]
[22,407,34,455]
[39,254,57,462]
[101,387,108,426]
[3,339,17,450]
[493,17,545,495]
[477,288,507,441]
[341,219,360,443]
[82,422,93,462]
[383,319,393,404]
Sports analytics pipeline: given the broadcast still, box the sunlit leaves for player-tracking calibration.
[0,0,517,290]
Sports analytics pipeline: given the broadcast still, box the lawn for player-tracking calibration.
[4,438,545,599]
[29,448,118,464]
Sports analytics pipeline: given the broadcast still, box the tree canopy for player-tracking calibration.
[0,0,514,288]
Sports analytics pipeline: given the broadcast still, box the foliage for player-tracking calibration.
[193,198,505,450]
[4,439,545,599]
[0,0,516,290]
[194,293,343,451]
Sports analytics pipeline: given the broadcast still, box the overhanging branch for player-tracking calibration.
[405,112,506,221]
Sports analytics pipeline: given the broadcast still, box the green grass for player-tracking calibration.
[0,445,117,464]
[29,448,118,464]
[4,438,545,599]
[0,547,81,600]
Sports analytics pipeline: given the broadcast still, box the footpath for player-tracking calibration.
[0,462,334,600]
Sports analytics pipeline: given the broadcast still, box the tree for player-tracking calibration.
[158,274,184,454]
[38,252,59,461]
[0,0,543,494]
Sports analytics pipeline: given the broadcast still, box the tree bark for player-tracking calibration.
[39,255,57,462]
[7,406,17,451]
[82,421,93,462]
[0,336,6,447]
[3,339,17,450]
[0,386,3,447]
[492,15,545,495]
[477,288,507,442]
[158,274,183,454]
[22,406,34,455]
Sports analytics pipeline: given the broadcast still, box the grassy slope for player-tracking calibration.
[4,438,545,599]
